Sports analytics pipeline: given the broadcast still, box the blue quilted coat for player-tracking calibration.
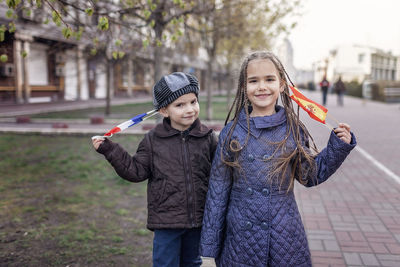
[200,106,356,266]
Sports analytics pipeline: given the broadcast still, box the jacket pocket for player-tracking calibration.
[148,178,167,209]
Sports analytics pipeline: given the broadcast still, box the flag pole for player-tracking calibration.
[324,122,335,132]
[326,112,340,126]
[91,110,158,140]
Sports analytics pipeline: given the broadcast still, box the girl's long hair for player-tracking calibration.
[222,51,318,191]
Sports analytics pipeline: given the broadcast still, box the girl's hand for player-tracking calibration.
[92,137,105,150]
[334,123,352,144]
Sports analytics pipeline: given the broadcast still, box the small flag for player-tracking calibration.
[92,110,158,140]
[289,86,328,124]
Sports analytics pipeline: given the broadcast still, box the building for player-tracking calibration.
[0,3,214,104]
[277,38,296,79]
[321,45,398,83]
[276,38,314,89]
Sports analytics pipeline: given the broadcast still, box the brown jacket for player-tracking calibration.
[97,118,218,230]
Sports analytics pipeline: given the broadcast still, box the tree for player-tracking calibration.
[1,0,207,80]
[1,0,301,117]
[140,0,205,81]
[0,0,141,112]
[187,0,301,120]
[0,0,207,114]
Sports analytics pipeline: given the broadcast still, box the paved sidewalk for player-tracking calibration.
[294,92,400,267]
[0,96,153,117]
[1,92,400,267]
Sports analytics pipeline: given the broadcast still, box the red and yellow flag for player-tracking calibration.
[289,86,328,124]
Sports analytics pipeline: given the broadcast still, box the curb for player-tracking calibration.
[0,127,149,135]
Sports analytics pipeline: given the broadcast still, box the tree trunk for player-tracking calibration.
[76,46,82,100]
[206,59,213,120]
[153,24,164,84]
[153,23,165,123]
[226,61,233,109]
[22,41,31,103]
[127,55,133,97]
[205,27,218,121]
[13,39,23,104]
[105,59,113,116]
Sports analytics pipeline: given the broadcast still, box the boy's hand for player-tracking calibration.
[92,136,105,150]
[334,123,351,144]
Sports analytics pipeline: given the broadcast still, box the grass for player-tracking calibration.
[0,133,153,266]
[32,96,233,121]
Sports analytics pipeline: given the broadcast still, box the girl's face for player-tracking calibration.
[246,58,283,117]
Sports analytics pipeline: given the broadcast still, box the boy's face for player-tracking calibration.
[159,93,199,131]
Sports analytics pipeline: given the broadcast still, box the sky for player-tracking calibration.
[286,0,400,69]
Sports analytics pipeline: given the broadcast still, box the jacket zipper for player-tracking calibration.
[182,134,196,227]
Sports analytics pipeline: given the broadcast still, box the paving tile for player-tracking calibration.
[323,240,341,251]
[343,252,362,265]
[369,242,390,254]
[350,231,366,242]
[360,253,380,266]
[308,239,324,251]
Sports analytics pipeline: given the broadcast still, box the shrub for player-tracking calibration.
[344,80,362,98]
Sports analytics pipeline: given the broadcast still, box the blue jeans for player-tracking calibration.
[153,228,202,267]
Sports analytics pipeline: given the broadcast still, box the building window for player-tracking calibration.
[358,53,365,63]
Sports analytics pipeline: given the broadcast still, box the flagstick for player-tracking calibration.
[91,110,159,140]
[324,121,335,132]
[326,112,341,126]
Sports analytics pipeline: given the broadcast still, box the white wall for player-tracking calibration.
[28,43,49,86]
[95,63,107,98]
[397,56,400,81]
[64,49,89,100]
[334,46,370,82]
[64,50,77,100]
[79,56,89,100]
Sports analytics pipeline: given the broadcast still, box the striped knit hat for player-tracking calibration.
[153,72,199,110]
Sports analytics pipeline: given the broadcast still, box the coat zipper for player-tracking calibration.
[182,134,196,227]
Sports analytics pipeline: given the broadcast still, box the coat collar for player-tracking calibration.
[154,117,211,138]
[237,105,287,138]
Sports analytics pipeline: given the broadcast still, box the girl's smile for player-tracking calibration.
[254,93,272,99]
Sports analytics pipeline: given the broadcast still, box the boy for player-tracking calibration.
[92,72,217,267]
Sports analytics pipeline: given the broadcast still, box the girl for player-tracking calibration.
[199,51,356,266]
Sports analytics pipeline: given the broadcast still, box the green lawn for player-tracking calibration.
[0,133,153,266]
[32,97,233,121]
